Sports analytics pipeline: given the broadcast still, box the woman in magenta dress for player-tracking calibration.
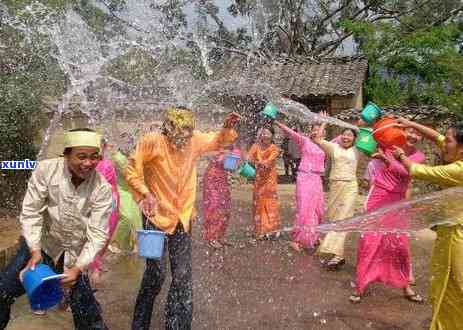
[89,139,120,284]
[202,145,235,249]
[276,120,325,252]
[351,127,424,303]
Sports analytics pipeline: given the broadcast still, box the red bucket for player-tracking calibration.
[372,117,406,148]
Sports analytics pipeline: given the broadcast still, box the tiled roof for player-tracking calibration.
[211,56,368,97]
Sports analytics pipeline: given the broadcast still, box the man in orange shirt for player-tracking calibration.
[126,106,240,330]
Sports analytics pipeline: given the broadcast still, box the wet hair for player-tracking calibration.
[63,128,97,155]
[450,122,463,144]
[342,128,358,139]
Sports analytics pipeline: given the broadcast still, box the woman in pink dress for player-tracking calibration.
[202,145,234,249]
[89,139,120,284]
[351,127,424,303]
[276,120,325,252]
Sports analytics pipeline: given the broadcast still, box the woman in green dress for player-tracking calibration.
[110,131,142,254]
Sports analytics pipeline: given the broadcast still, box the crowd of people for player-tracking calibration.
[0,105,461,330]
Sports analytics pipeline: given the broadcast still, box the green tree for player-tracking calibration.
[343,4,463,113]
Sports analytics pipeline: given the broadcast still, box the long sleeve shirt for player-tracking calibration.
[125,129,237,234]
[279,125,325,174]
[319,140,359,181]
[20,158,112,269]
[410,135,463,225]
[410,134,463,188]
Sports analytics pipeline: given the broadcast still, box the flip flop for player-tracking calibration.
[208,241,224,249]
[289,242,303,253]
[33,310,46,316]
[325,256,345,270]
[349,294,361,303]
[404,293,424,303]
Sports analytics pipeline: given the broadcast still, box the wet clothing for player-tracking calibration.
[364,159,383,185]
[90,159,120,272]
[0,238,107,330]
[408,135,463,330]
[318,141,359,258]
[1,157,111,329]
[248,143,281,236]
[279,125,325,248]
[127,128,236,330]
[111,151,142,252]
[126,129,237,234]
[356,150,425,295]
[202,153,231,242]
[19,158,112,269]
[132,219,192,330]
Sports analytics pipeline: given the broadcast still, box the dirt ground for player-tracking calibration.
[3,182,436,330]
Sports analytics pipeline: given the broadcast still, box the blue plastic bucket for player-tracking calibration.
[360,102,383,125]
[223,152,241,171]
[137,230,166,259]
[22,264,64,310]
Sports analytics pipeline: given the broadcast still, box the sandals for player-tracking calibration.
[289,242,303,253]
[325,256,346,270]
[208,240,224,249]
[404,293,424,303]
[33,310,46,316]
[349,294,361,303]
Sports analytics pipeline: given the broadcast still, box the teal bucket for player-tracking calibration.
[261,102,278,119]
[360,102,383,125]
[355,128,377,156]
[137,230,166,259]
[239,162,256,178]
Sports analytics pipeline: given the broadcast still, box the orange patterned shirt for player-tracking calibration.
[125,129,237,234]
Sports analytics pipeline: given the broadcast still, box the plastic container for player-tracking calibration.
[223,152,241,171]
[360,102,383,125]
[239,162,256,178]
[22,264,64,310]
[261,102,278,119]
[372,117,407,148]
[137,229,166,259]
[355,128,377,156]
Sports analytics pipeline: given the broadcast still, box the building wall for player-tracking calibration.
[329,95,355,115]
[329,90,363,115]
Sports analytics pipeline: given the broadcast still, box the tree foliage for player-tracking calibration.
[343,1,463,113]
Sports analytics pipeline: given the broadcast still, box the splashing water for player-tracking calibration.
[263,186,463,238]
[1,2,450,329]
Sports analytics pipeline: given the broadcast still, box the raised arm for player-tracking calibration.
[396,118,442,145]
[275,121,304,147]
[393,146,463,186]
[197,112,240,155]
[312,112,336,155]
